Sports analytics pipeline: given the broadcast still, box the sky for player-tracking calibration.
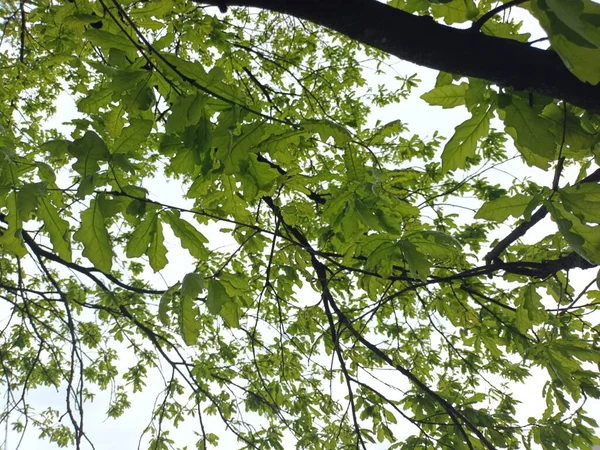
[2,4,600,450]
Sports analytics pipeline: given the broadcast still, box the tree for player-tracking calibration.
[0,0,599,448]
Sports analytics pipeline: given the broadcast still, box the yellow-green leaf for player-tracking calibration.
[420,82,468,108]
[126,213,155,258]
[73,200,113,272]
[180,296,200,346]
[475,194,534,222]
[515,284,547,333]
[558,183,600,223]
[84,29,138,53]
[164,211,208,259]
[207,278,227,315]
[529,0,600,84]
[0,194,26,257]
[398,240,431,281]
[220,301,240,328]
[112,119,153,154]
[37,197,72,262]
[441,106,492,172]
[147,215,168,272]
[181,273,205,299]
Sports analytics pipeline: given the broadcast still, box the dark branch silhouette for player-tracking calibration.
[206,0,600,110]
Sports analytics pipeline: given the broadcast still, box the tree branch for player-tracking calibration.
[485,168,600,264]
[206,0,600,110]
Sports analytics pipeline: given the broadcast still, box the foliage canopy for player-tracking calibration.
[0,0,600,449]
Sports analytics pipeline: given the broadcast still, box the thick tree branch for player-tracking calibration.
[209,0,600,110]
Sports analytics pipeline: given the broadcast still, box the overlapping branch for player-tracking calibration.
[485,168,600,264]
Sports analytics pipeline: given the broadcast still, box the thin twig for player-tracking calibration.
[471,0,530,32]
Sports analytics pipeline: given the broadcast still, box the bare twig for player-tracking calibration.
[471,0,529,32]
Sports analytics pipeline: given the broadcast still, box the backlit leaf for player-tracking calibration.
[207,278,227,315]
[515,284,547,333]
[441,106,492,172]
[220,301,240,328]
[84,29,138,53]
[398,240,431,281]
[558,183,600,223]
[180,296,200,346]
[126,213,155,258]
[37,197,72,262]
[475,194,534,222]
[73,200,113,272]
[420,83,468,108]
[164,211,208,259]
[181,273,205,299]
[147,215,168,272]
[112,119,153,154]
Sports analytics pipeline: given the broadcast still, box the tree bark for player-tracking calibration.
[212,0,600,111]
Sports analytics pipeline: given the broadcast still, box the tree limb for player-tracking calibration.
[485,168,600,264]
[207,0,600,110]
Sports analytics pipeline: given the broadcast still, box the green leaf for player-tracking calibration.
[36,162,56,183]
[432,0,478,24]
[112,119,153,154]
[17,182,45,220]
[540,103,597,155]
[545,0,600,47]
[239,155,280,199]
[553,340,600,363]
[84,29,138,53]
[398,240,431,281]
[69,131,110,177]
[37,197,72,262]
[530,0,600,84]
[475,194,534,222]
[126,213,155,258]
[367,120,406,146]
[165,94,200,134]
[406,230,462,263]
[441,106,492,172]
[158,283,180,327]
[147,215,168,272]
[207,278,228,315]
[106,104,127,137]
[515,284,547,333]
[420,83,468,108]
[300,120,351,145]
[558,183,600,224]
[160,53,208,85]
[129,0,173,18]
[500,95,556,163]
[164,211,208,259]
[181,273,205,299]
[354,196,381,230]
[78,88,113,114]
[547,201,600,264]
[73,200,113,272]
[179,296,200,346]
[41,139,71,158]
[220,301,240,328]
[0,194,26,257]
